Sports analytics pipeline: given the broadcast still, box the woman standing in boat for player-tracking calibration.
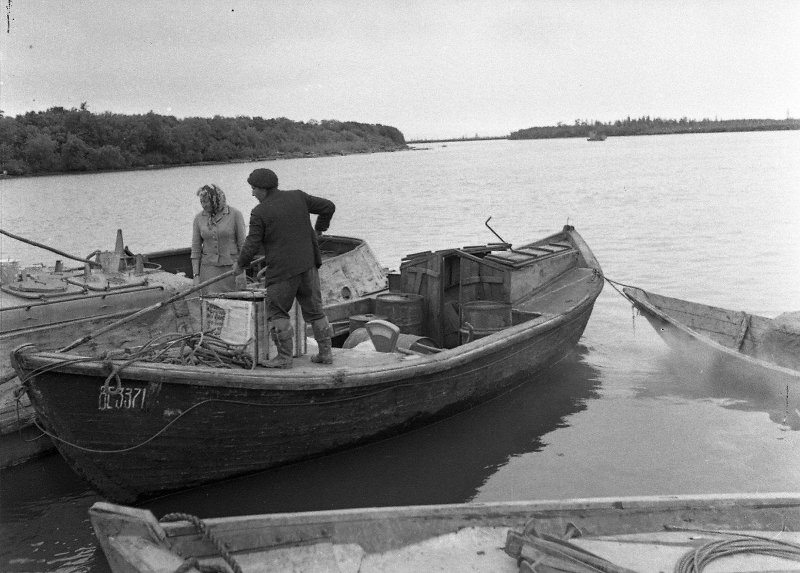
[191,184,246,293]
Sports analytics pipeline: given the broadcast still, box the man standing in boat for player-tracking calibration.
[233,168,336,368]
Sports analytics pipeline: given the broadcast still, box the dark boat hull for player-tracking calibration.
[0,235,387,468]
[17,299,596,503]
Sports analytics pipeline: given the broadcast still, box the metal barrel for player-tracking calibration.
[374,293,425,335]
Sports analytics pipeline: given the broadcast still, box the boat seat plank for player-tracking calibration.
[486,247,577,269]
[286,346,408,373]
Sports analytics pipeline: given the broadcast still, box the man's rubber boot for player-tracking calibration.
[265,321,293,369]
[310,317,334,365]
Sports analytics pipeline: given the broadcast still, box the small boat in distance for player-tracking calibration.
[623,286,800,422]
[89,493,800,572]
[13,225,602,502]
[586,130,607,141]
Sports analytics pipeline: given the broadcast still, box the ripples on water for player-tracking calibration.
[1,132,799,571]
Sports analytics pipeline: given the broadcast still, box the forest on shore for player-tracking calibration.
[509,117,800,140]
[0,105,407,176]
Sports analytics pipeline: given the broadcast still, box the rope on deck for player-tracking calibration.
[671,527,800,573]
[160,512,243,573]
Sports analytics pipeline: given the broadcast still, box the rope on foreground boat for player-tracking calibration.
[160,512,243,573]
[670,526,800,572]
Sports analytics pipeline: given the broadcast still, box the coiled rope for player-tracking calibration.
[672,528,800,572]
[160,512,243,573]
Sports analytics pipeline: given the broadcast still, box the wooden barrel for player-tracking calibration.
[375,293,425,335]
[460,300,512,343]
[348,313,387,333]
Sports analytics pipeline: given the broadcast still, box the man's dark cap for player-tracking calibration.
[247,168,278,190]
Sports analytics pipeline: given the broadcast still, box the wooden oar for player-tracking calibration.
[0,228,102,267]
[58,257,264,353]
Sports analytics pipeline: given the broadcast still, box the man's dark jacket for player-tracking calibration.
[237,189,335,286]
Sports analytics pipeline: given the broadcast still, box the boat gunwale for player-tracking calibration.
[623,286,800,379]
[150,491,800,533]
[15,283,601,391]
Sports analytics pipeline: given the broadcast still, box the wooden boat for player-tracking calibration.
[12,225,602,502]
[622,286,800,417]
[0,233,387,468]
[0,230,194,467]
[90,493,800,572]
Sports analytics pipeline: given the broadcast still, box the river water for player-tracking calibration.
[1,132,799,572]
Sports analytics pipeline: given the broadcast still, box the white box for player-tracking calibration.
[202,295,306,366]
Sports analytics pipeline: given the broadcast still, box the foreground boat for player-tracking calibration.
[0,233,386,467]
[623,286,800,421]
[12,225,602,502]
[90,493,800,572]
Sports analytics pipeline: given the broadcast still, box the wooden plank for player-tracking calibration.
[735,313,751,350]
[461,276,505,285]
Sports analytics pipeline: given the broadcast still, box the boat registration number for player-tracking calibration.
[98,385,147,410]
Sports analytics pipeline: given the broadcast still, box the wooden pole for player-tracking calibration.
[58,257,263,353]
[0,228,103,267]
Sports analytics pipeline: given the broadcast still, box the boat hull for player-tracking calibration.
[17,299,596,503]
[623,286,800,426]
[0,235,387,468]
[89,493,800,573]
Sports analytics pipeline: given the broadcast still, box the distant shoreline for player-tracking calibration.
[409,118,800,144]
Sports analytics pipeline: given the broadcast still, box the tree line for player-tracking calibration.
[509,116,800,140]
[0,105,407,176]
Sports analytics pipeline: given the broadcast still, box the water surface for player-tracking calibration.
[1,131,799,571]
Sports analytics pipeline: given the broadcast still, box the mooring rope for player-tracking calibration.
[599,273,639,302]
[160,512,243,573]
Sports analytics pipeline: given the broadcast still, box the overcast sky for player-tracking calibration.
[1,1,798,140]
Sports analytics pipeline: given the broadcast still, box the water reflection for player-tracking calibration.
[0,455,105,573]
[146,345,601,518]
[633,346,799,430]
